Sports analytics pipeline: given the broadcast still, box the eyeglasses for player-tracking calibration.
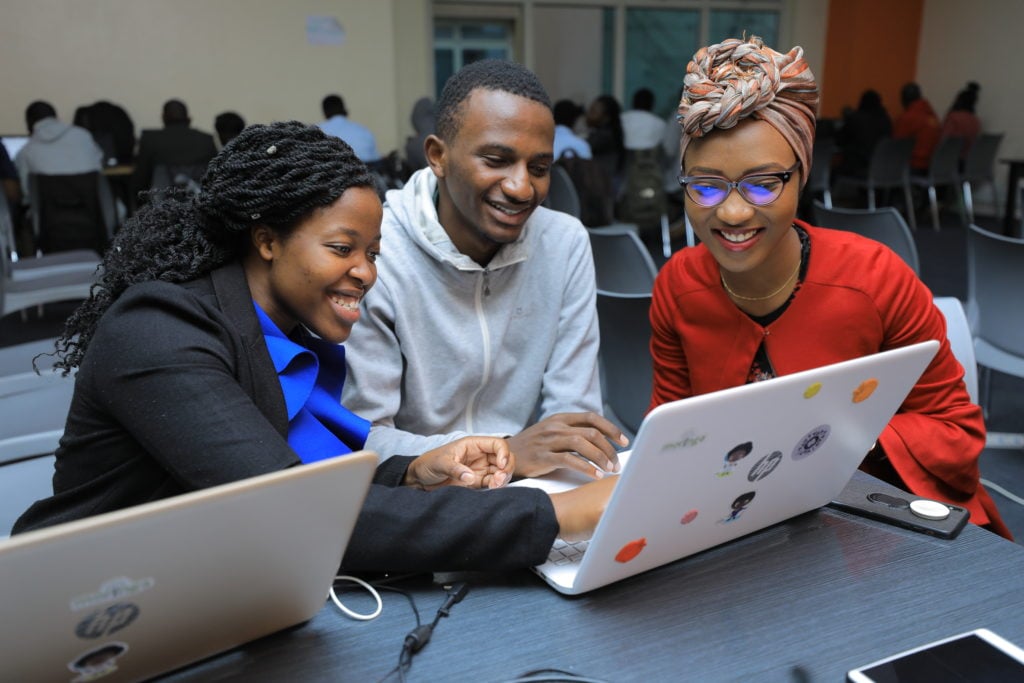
[678,162,800,208]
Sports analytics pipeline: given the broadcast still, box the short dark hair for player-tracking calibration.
[900,83,922,108]
[162,99,190,125]
[214,111,246,145]
[435,59,551,141]
[632,88,655,111]
[25,100,57,132]
[322,94,347,118]
[553,99,582,127]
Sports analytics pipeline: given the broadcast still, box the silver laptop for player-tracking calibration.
[514,341,939,595]
[0,451,378,682]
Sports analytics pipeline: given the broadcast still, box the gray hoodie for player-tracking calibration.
[342,168,603,460]
[15,117,103,191]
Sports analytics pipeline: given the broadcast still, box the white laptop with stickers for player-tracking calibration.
[514,341,939,595]
[0,451,377,682]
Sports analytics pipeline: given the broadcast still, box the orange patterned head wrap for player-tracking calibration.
[677,36,819,187]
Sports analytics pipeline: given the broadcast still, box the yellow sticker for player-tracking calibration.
[852,378,879,403]
[803,382,822,398]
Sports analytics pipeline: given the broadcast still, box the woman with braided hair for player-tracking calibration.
[13,121,614,571]
[650,37,1010,538]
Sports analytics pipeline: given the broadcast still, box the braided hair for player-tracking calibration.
[435,59,552,141]
[52,121,374,373]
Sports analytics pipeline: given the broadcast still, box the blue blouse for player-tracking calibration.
[254,303,370,463]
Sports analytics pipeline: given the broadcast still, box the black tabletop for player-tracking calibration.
[160,505,1024,683]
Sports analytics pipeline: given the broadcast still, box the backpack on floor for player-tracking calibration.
[616,146,667,230]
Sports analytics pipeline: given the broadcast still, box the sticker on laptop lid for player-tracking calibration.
[75,603,140,640]
[716,441,753,477]
[719,491,756,524]
[852,378,879,403]
[614,538,647,563]
[67,641,128,682]
[70,576,155,612]
[660,428,707,453]
[792,424,831,461]
[680,509,699,525]
[803,382,822,399]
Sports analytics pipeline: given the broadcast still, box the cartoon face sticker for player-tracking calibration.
[716,441,753,477]
[803,382,822,399]
[792,424,831,461]
[719,491,756,524]
[68,642,128,681]
[680,509,699,525]
[615,538,647,563]
[748,451,783,482]
[852,378,879,403]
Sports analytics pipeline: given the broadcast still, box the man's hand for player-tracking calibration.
[404,436,514,491]
[507,412,629,479]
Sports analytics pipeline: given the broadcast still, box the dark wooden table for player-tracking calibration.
[161,504,1024,682]
[1000,158,1024,237]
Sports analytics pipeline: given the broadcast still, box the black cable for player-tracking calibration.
[375,582,470,683]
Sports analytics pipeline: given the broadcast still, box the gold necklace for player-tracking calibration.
[720,254,802,302]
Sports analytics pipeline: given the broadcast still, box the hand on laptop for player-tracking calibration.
[549,476,618,542]
[404,436,514,491]
[507,412,629,479]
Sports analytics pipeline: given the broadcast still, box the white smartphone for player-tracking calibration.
[847,628,1024,682]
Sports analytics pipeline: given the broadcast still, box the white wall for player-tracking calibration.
[917,0,1022,215]
[532,5,604,107]
[0,0,433,153]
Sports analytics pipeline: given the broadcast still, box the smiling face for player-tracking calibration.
[426,88,554,265]
[683,119,802,288]
[245,186,382,344]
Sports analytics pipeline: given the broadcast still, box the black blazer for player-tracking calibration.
[14,262,558,573]
[133,124,217,192]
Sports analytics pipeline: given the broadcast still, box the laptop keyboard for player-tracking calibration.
[547,539,589,565]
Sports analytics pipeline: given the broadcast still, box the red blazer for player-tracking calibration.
[649,222,1010,538]
[894,99,942,171]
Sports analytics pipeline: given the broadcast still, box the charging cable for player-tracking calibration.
[329,574,383,621]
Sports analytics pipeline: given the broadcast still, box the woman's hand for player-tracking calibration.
[404,436,514,491]
[549,476,618,542]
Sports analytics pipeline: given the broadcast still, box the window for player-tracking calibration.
[433,20,513,98]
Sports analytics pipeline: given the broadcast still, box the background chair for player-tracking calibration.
[0,337,74,465]
[542,164,581,220]
[0,190,99,284]
[961,133,1004,226]
[834,137,917,230]
[28,172,117,254]
[595,290,652,438]
[812,201,920,274]
[588,224,659,294]
[966,223,1024,414]
[932,296,978,404]
[807,137,836,209]
[910,136,964,231]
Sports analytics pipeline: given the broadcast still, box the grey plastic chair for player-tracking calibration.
[933,296,978,405]
[596,290,652,438]
[0,338,73,466]
[0,190,99,284]
[961,133,1004,226]
[835,137,917,230]
[808,137,836,209]
[542,164,581,220]
[910,136,964,231]
[812,201,920,274]
[28,172,117,254]
[588,224,659,294]
[966,223,1024,413]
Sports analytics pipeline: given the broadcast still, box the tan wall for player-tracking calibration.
[0,0,433,154]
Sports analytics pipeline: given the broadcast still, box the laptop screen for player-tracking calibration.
[2,136,29,161]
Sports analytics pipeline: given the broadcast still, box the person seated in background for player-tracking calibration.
[836,89,892,178]
[942,87,981,165]
[73,100,136,167]
[893,83,941,174]
[651,36,1011,539]
[585,94,626,193]
[14,100,103,197]
[319,93,380,163]
[343,59,628,480]
[403,96,435,171]
[133,99,217,193]
[620,87,666,151]
[552,99,591,160]
[213,111,246,148]
[11,121,615,572]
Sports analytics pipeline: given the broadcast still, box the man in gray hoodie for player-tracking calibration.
[15,101,103,194]
[343,59,628,480]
